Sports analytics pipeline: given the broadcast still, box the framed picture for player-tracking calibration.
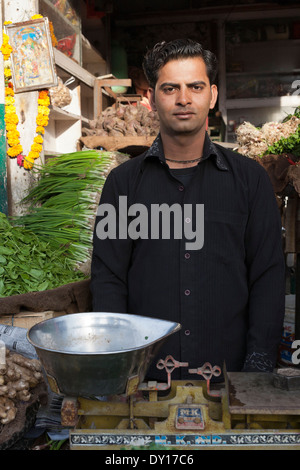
[4,17,58,93]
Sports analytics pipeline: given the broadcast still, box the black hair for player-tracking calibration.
[142,38,218,88]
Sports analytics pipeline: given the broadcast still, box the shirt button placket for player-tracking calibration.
[181,188,193,351]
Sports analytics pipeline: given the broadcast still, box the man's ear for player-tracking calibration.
[210,84,218,110]
[148,88,156,111]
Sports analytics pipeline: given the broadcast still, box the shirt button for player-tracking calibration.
[185,217,191,223]
[184,289,190,296]
[185,330,191,336]
[185,252,190,259]
[178,185,184,191]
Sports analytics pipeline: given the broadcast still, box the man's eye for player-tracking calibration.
[163,86,176,94]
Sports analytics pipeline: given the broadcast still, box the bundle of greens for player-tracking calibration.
[14,150,114,271]
[0,212,85,297]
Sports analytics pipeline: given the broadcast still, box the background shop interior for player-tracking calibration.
[0,0,300,450]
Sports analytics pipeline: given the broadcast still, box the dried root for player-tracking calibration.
[0,348,43,425]
[0,397,17,424]
[82,102,160,139]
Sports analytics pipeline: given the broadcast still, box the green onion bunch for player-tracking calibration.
[14,150,114,268]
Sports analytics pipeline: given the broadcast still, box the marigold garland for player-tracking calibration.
[1,14,56,170]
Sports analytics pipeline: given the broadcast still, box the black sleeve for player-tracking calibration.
[243,166,285,372]
[90,170,133,313]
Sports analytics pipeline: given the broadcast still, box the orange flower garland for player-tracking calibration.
[0,15,55,170]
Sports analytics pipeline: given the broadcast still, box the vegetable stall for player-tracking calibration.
[0,0,299,451]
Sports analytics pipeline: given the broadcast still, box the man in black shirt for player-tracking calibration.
[90,39,285,381]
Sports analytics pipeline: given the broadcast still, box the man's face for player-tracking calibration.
[149,57,218,138]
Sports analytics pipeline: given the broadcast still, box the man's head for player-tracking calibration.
[142,39,218,139]
[142,38,218,89]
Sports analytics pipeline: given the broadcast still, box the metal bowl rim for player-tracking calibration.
[26,311,181,356]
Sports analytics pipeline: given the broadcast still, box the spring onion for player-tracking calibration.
[13,150,115,269]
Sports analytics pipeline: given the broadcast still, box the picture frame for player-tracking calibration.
[4,17,58,93]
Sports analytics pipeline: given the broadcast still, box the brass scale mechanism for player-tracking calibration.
[60,355,300,450]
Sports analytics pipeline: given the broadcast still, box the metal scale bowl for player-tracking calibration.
[27,312,181,398]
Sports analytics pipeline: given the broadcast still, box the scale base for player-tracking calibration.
[64,374,300,450]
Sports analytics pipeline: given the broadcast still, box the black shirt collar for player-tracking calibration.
[143,133,228,171]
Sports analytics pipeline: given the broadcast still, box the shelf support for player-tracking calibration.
[93,78,132,119]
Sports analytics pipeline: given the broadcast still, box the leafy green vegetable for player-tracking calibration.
[263,107,300,157]
[0,150,117,297]
[264,125,300,157]
[0,212,85,298]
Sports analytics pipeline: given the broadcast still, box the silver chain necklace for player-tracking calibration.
[165,156,202,164]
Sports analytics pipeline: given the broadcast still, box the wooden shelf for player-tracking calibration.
[80,135,155,155]
[49,105,81,121]
[54,49,95,88]
[226,95,300,110]
[227,38,300,49]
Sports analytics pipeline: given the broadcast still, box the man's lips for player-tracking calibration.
[173,111,195,118]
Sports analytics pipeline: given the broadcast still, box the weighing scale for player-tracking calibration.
[27,312,300,450]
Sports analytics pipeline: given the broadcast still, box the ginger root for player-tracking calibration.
[0,397,17,424]
[0,348,43,425]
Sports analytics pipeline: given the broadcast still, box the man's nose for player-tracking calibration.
[176,87,192,106]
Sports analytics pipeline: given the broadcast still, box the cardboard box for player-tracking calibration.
[0,310,65,329]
